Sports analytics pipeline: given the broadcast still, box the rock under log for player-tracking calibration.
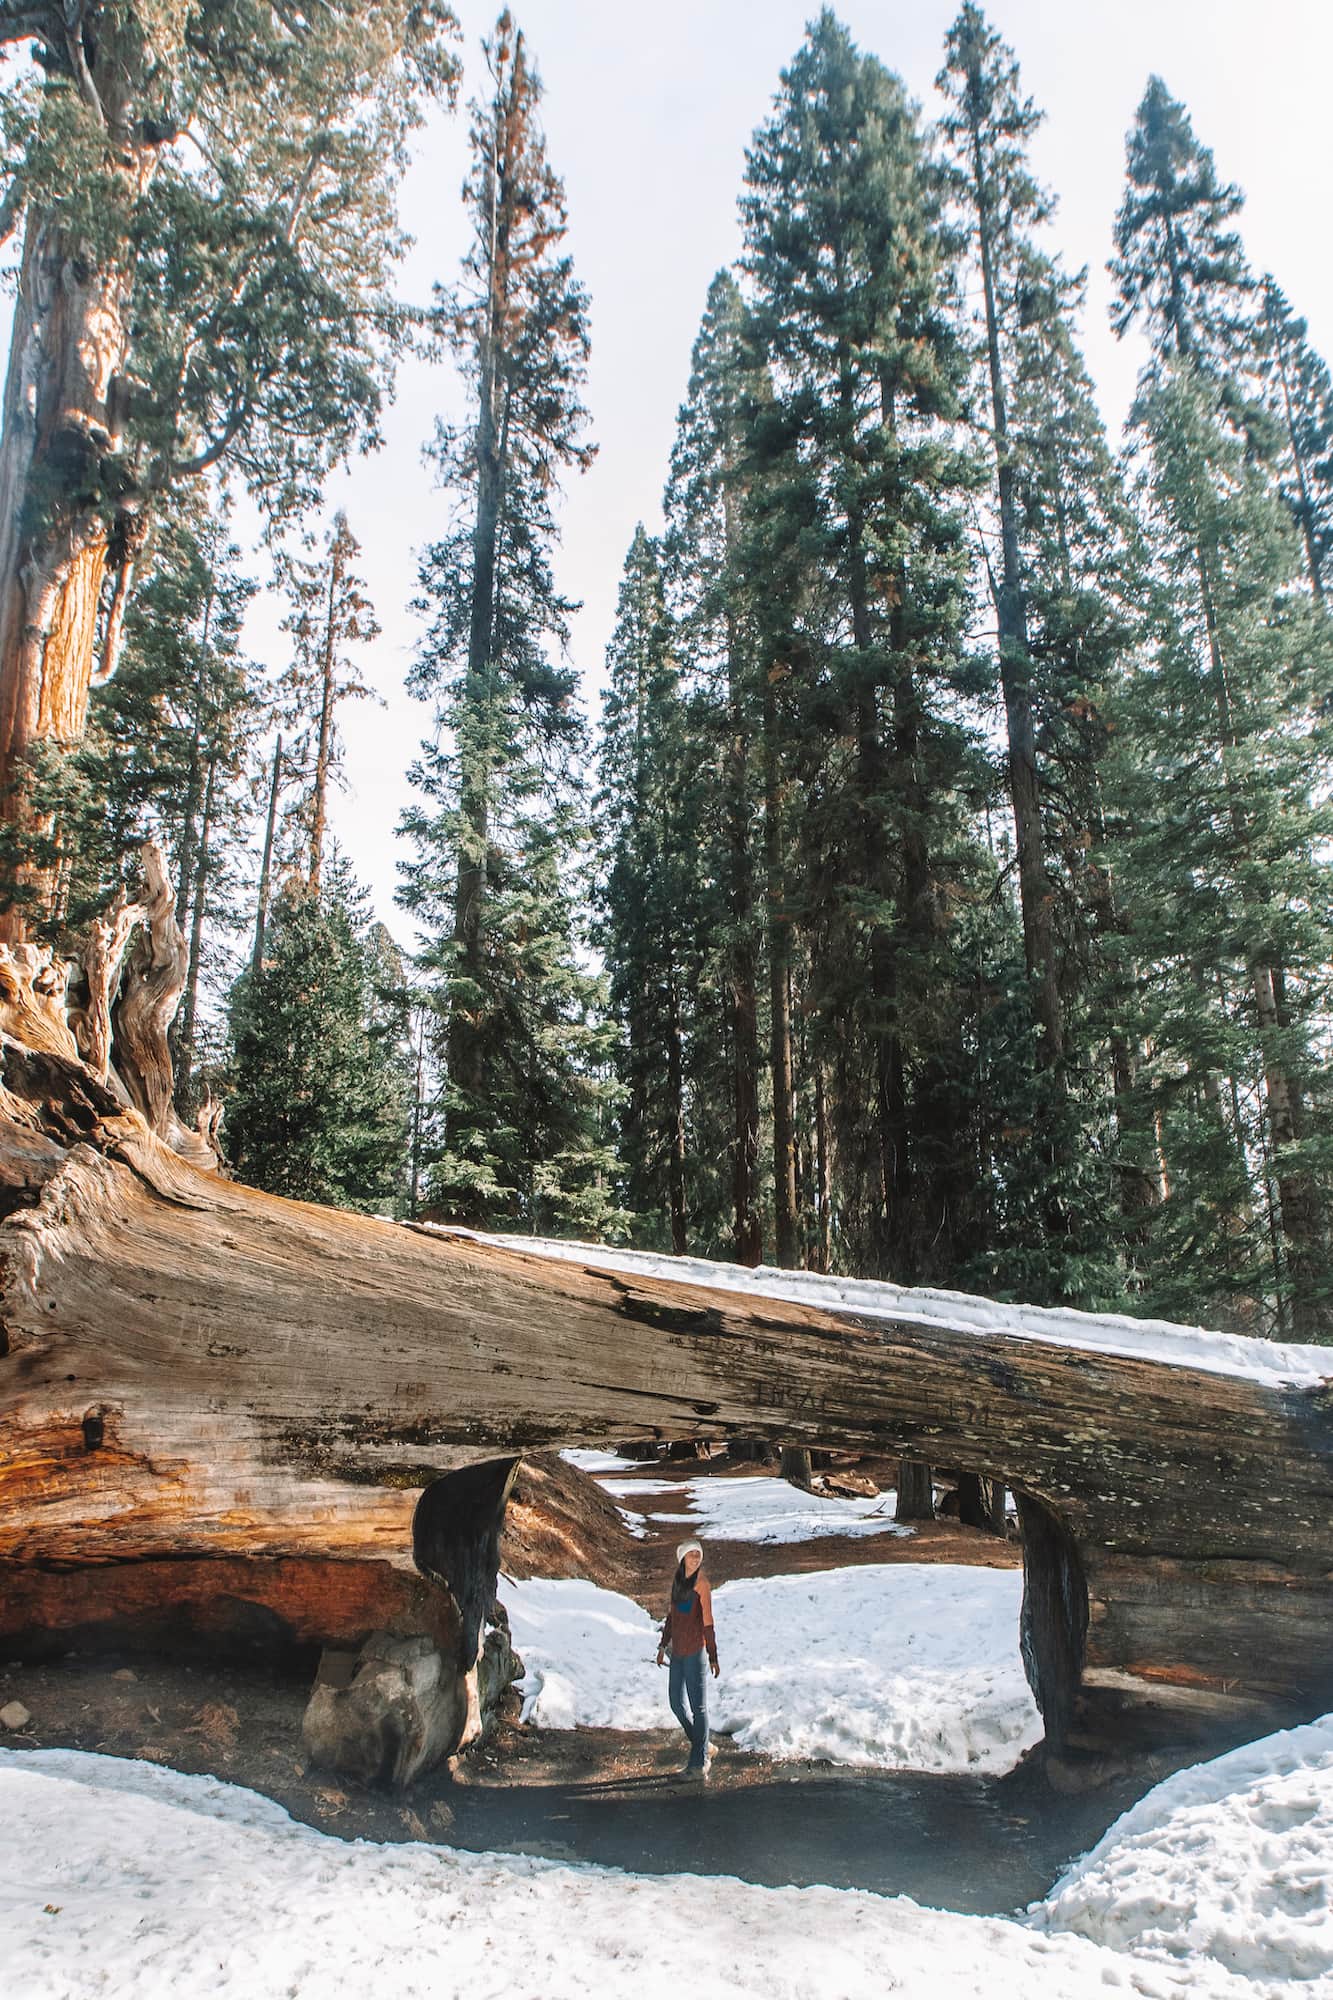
[302,1632,471,1790]
[0,1035,1331,1771]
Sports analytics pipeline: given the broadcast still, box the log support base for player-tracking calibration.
[302,1631,471,1791]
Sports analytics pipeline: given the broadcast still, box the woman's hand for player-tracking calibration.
[656,1646,666,1668]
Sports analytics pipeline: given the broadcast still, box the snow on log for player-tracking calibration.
[0,1034,1330,1766]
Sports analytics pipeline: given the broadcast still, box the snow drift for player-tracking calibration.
[500,1563,1043,1775]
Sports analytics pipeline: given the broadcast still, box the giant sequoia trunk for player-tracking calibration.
[0,20,171,940]
[1,1024,1330,1773]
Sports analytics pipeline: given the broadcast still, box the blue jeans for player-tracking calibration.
[668,1651,709,1765]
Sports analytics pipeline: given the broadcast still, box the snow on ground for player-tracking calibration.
[1033,1714,1333,1987]
[500,1564,1042,1775]
[632,1471,911,1545]
[561,1447,641,1474]
[2,1742,1316,2000]
[478,1230,1331,1389]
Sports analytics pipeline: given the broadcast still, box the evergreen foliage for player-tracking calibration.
[1110,364,1333,1335]
[277,512,381,893]
[596,528,716,1252]
[1111,76,1255,378]
[0,2,462,531]
[2,4,1331,1348]
[739,11,985,1281]
[400,12,617,1235]
[1257,279,1333,602]
[225,860,411,1214]
[661,272,766,1262]
[937,5,1142,1302]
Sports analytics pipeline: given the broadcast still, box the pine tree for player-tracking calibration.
[1110,80,1333,1336]
[277,512,380,894]
[1111,78,1255,381]
[939,5,1065,1073]
[1114,364,1333,1336]
[226,859,410,1213]
[938,6,1143,1301]
[740,11,982,1281]
[399,12,606,1234]
[598,530,686,1247]
[663,273,765,1264]
[1256,279,1333,603]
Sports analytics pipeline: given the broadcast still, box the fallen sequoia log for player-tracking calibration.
[1,1037,1331,1780]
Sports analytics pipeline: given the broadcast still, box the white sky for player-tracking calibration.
[36,3,1333,937]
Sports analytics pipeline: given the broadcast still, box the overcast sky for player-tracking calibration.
[234,1,1333,932]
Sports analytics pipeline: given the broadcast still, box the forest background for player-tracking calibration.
[3,0,1333,1348]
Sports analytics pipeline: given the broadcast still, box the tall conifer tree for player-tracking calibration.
[664,274,766,1265]
[1257,280,1333,603]
[741,12,981,1281]
[1111,78,1255,379]
[597,529,698,1251]
[1113,367,1333,1337]
[401,12,613,1234]
[0,2,460,937]
[226,860,411,1213]
[278,513,380,895]
[939,6,1143,1299]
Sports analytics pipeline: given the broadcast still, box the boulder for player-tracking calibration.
[301,1608,525,1789]
[302,1631,467,1790]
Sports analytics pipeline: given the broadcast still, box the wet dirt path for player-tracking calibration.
[443,1727,1157,1914]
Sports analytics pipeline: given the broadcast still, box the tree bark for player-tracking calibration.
[779,1445,814,1490]
[763,653,798,1268]
[894,1459,935,1523]
[251,735,284,974]
[0,21,169,939]
[173,748,218,1111]
[72,890,142,1084]
[811,1061,833,1274]
[665,967,688,1257]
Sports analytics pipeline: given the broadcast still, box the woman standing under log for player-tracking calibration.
[656,1539,720,1777]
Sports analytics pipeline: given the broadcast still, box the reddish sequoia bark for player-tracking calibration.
[0,840,218,1170]
[0,10,173,940]
[112,839,188,1135]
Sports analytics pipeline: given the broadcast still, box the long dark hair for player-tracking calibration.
[672,1552,703,1601]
